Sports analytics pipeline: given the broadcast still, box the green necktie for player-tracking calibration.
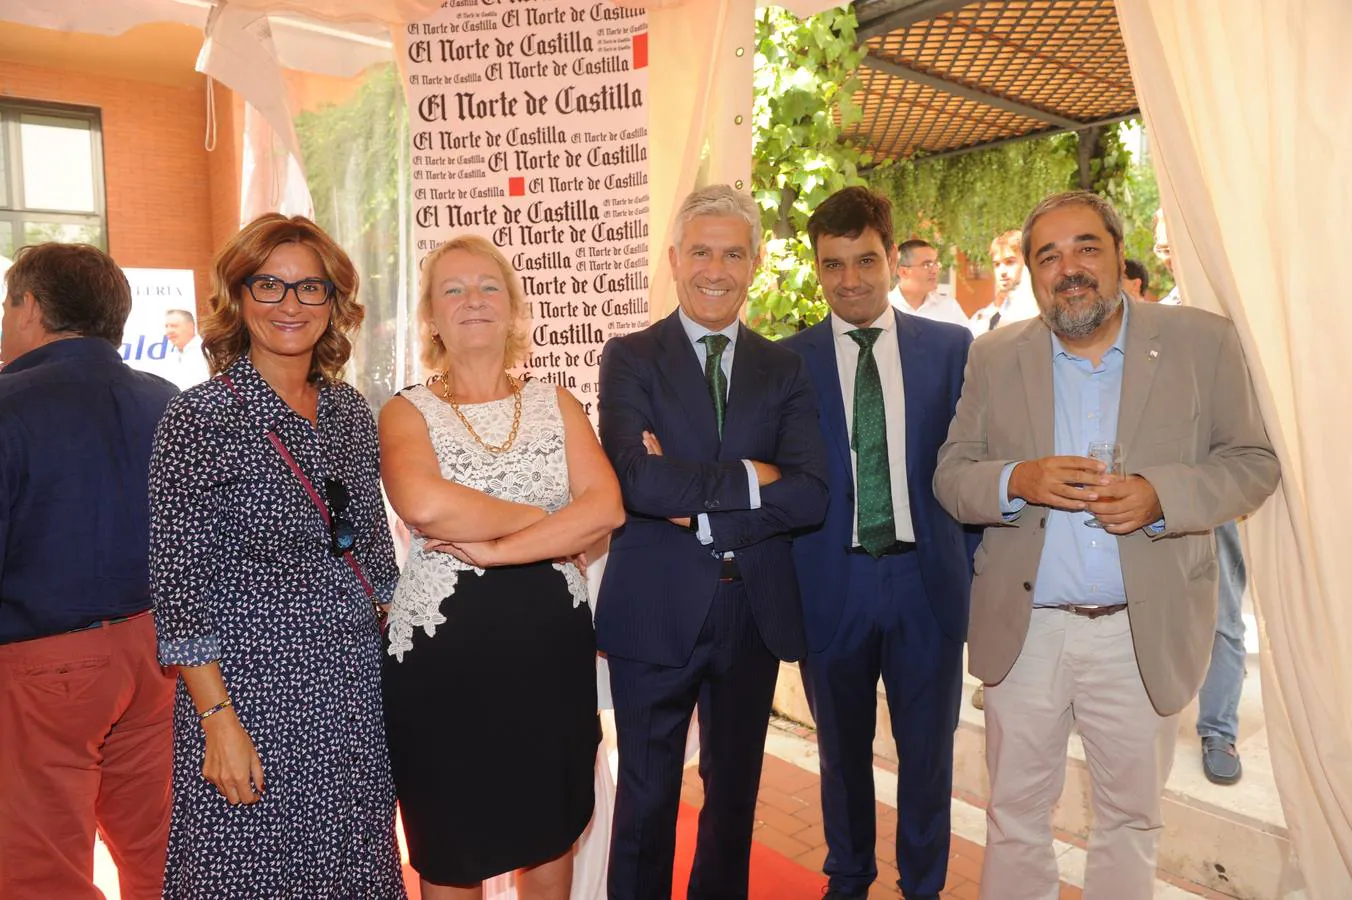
[699,333,730,438]
[847,327,895,557]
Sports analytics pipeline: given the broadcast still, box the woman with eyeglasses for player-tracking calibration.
[148,214,405,899]
[380,235,623,900]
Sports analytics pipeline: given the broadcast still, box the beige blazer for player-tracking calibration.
[934,300,1279,715]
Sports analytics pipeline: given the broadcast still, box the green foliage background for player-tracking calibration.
[867,137,1078,265]
[748,5,872,337]
[749,5,1171,332]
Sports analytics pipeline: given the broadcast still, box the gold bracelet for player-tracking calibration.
[198,698,233,721]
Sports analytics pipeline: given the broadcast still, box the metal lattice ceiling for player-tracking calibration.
[848,0,1139,160]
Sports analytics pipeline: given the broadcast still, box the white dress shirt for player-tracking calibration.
[888,286,971,330]
[830,308,915,544]
[675,309,760,547]
[967,279,1040,337]
[1158,286,1182,306]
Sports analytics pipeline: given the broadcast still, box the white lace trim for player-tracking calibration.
[385,381,587,661]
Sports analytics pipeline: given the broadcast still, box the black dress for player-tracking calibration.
[382,382,598,886]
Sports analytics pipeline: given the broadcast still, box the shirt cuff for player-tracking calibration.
[695,513,714,545]
[999,462,1027,519]
[1144,518,1166,536]
[741,459,761,510]
[158,635,221,667]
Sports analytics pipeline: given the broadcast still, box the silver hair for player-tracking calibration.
[670,184,762,257]
[1021,191,1124,267]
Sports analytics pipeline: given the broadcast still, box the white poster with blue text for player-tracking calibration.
[121,267,197,384]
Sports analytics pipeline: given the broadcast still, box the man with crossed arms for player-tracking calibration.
[597,184,827,900]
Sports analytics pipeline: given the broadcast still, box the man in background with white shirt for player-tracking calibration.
[968,230,1039,336]
[888,239,971,329]
[163,308,209,390]
[1152,210,1182,306]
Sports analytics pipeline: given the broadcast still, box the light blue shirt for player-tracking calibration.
[676,309,760,545]
[999,302,1138,607]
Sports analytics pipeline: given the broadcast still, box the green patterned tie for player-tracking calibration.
[847,328,895,556]
[699,333,730,438]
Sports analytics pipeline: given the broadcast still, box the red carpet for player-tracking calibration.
[674,802,826,899]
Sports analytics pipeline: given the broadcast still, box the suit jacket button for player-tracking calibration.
[705,500,719,510]
[1039,516,1046,529]
[1022,581,1033,591]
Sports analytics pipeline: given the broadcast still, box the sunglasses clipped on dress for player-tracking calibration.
[324,477,357,557]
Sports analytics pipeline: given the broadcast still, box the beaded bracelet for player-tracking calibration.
[198,698,234,721]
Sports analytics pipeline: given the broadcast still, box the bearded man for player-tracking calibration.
[933,191,1279,899]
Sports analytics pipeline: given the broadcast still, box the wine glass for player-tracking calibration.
[1084,440,1123,528]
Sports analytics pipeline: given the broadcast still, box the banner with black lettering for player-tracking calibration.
[402,0,650,417]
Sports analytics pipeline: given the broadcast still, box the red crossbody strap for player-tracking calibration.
[217,374,376,601]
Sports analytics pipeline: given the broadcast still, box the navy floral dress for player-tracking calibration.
[149,356,405,900]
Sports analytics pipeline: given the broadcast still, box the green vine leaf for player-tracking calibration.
[749,4,870,336]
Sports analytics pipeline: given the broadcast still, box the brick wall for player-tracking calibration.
[0,59,233,318]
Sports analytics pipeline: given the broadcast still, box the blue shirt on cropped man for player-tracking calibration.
[0,338,177,643]
[997,301,1162,609]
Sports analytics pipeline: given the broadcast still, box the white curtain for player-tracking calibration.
[1116,2,1352,896]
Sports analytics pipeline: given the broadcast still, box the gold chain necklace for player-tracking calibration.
[431,371,523,454]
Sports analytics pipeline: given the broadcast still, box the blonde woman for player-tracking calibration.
[150,215,404,898]
[381,235,623,900]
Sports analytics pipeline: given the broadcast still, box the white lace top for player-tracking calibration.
[386,379,588,660]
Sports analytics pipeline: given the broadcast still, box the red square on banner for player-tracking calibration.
[633,33,648,69]
[509,177,525,196]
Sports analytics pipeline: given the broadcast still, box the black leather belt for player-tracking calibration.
[847,541,917,556]
[1053,603,1127,620]
[718,557,742,583]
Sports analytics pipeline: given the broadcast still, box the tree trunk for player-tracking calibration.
[774,186,797,239]
[1075,125,1104,191]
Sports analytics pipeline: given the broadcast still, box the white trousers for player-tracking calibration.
[979,607,1179,900]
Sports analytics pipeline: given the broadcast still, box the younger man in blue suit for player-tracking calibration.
[596,184,828,900]
[783,186,973,900]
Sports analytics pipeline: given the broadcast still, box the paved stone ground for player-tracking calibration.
[688,718,1232,900]
[681,750,1082,900]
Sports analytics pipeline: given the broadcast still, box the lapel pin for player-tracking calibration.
[1148,349,1159,361]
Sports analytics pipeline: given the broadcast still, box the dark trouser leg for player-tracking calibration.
[606,628,709,900]
[687,582,781,900]
[799,555,883,896]
[878,554,961,899]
